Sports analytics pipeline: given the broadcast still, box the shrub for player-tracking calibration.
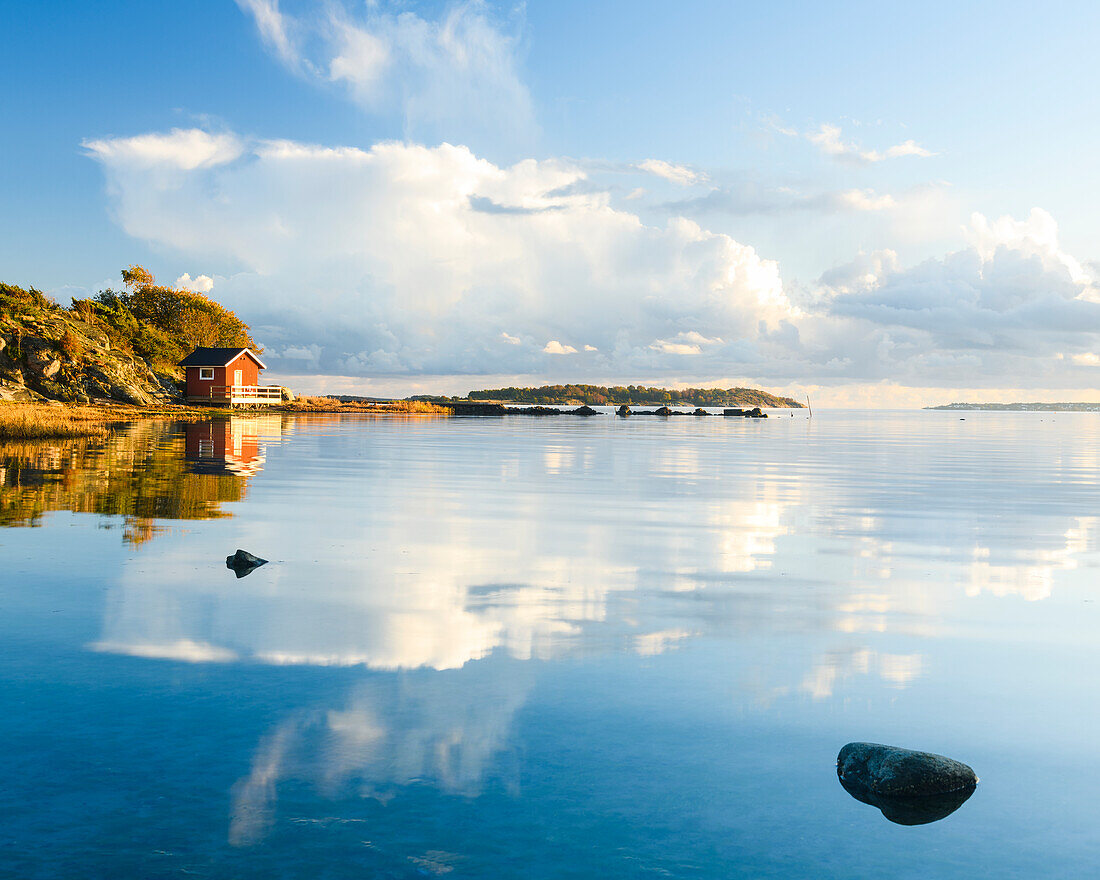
[59,330,83,360]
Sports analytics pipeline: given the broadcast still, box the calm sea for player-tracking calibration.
[1,409,1097,878]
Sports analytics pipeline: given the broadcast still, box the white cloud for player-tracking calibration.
[175,272,215,293]
[86,126,1100,391]
[234,0,300,70]
[836,189,896,211]
[806,123,935,164]
[817,209,1100,383]
[967,207,1093,288]
[665,183,896,216]
[83,129,243,171]
[637,159,705,186]
[236,0,534,148]
[651,340,702,355]
[650,331,724,355]
[86,128,792,378]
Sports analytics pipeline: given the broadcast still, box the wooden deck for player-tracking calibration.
[186,385,283,406]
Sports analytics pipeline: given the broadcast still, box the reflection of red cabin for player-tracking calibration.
[178,348,275,405]
[184,419,265,476]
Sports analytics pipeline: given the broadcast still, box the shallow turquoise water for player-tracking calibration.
[1,409,1098,877]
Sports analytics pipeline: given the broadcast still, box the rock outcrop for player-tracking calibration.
[0,308,180,404]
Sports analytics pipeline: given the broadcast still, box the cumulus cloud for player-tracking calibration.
[649,330,724,355]
[85,126,1100,391]
[666,183,895,216]
[805,123,935,164]
[86,128,793,378]
[175,272,214,293]
[815,209,1100,383]
[636,159,705,186]
[236,0,534,148]
[83,128,243,171]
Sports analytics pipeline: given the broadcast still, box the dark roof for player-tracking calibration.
[177,347,267,369]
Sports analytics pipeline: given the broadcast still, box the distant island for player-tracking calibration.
[926,402,1100,412]
[416,384,804,408]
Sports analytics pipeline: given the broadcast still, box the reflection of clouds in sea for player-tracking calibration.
[799,647,923,700]
[230,661,532,846]
[966,517,1098,601]
[73,414,1100,846]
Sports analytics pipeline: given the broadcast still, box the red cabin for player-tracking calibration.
[178,347,276,405]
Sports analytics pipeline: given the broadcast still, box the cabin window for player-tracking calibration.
[199,368,214,380]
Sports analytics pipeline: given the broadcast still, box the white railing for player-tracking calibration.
[204,385,283,403]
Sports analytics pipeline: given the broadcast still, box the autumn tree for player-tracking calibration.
[70,266,260,374]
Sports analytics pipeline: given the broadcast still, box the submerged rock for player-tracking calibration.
[226,549,268,578]
[837,742,977,825]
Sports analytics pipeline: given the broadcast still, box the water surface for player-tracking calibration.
[1,409,1098,877]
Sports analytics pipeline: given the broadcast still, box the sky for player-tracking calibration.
[1,0,1098,405]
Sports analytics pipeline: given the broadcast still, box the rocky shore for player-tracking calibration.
[1,306,177,405]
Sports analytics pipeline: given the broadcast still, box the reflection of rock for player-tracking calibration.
[837,742,977,825]
[227,549,268,578]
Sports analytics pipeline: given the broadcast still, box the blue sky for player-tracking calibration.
[2,0,1098,403]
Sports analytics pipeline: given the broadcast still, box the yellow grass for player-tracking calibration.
[0,402,117,439]
[289,396,448,414]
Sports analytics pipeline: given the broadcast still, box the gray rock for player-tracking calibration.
[837,742,977,825]
[226,549,268,578]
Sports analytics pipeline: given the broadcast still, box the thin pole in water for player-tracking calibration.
[806,395,813,418]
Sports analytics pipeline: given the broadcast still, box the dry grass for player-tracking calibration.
[289,396,449,414]
[0,402,118,439]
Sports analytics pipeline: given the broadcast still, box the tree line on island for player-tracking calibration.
[445,385,803,408]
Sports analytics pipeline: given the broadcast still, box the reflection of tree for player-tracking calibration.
[0,422,247,545]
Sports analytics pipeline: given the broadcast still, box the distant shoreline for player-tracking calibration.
[925,402,1100,412]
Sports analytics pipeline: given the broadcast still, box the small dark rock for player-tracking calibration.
[693,408,708,416]
[837,742,977,825]
[572,405,599,416]
[653,406,672,416]
[723,408,748,417]
[226,549,268,578]
[617,405,631,417]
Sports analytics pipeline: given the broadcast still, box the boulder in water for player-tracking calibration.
[226,549,268,578]
[837,742,977,825]
[572,405,599,416]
